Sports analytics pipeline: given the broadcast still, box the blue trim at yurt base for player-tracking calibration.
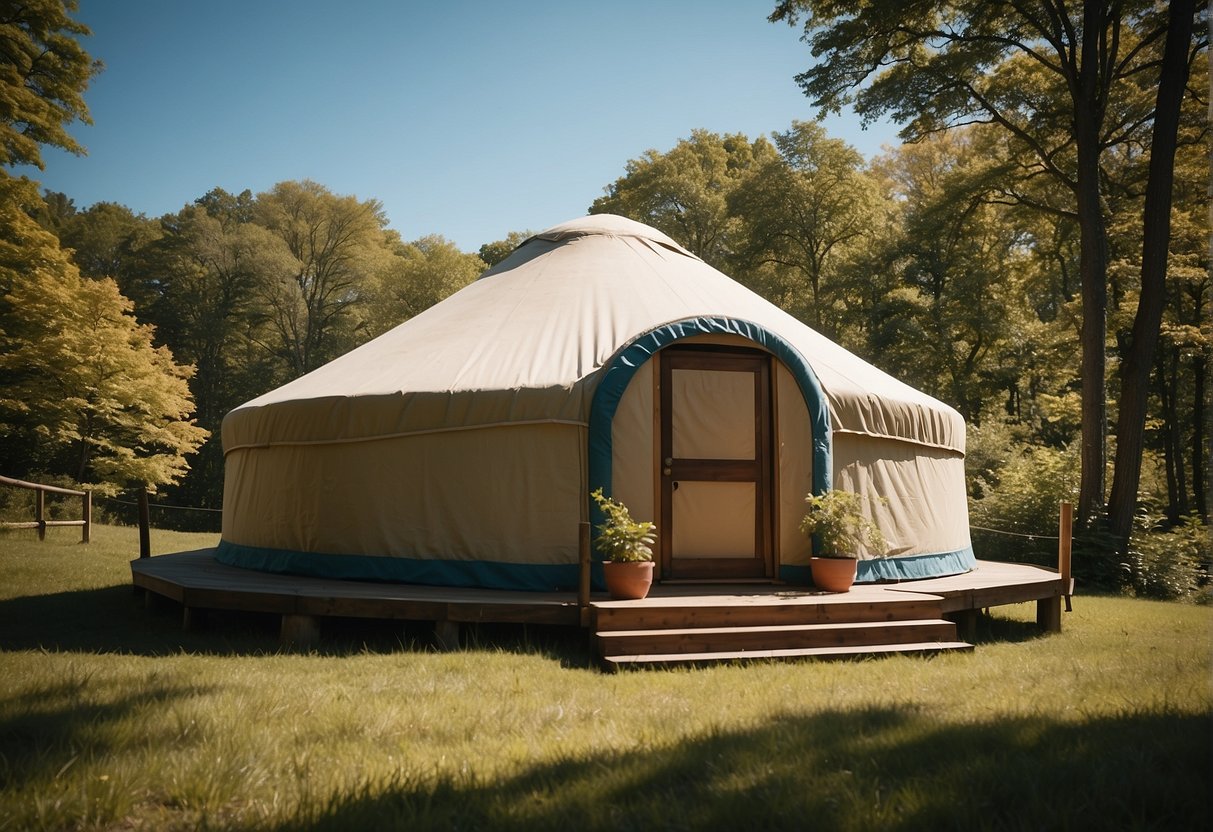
[587,316,833,530]
[779,545,978,585]
[215,539,594,593]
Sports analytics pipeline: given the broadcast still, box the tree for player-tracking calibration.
[54,199,163,310]
[131,199,296,508]
[0,176,207,490]
[253,180,391,375]
[865,129,1039,421]
[729,120,880,337]
[0,0,101,169]
[478,230,532,268]
[772,0,1207,534]
[1105,0,1201,546]
[365,234,484,337]
[590,129,777,268]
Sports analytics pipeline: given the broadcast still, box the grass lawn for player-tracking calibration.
[1,524,1209,830]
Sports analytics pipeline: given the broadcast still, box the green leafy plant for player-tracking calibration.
[590,488,655,563]
[800,489,887,558]
[1122,512,1209,602]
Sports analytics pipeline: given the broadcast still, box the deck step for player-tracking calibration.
[602,641,974,670]
[593,597,945,631]
[596,618,959,655]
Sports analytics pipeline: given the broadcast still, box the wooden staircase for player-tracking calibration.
[592,591,973,670]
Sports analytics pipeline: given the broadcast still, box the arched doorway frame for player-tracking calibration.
[587,316,832,534]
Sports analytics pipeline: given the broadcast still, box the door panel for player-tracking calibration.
[672,481,756,558]
[671,368,755,460]
[660,347,772,580]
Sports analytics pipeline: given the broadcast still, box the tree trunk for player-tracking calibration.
[1156,345,1185,523]
[1107,0,1197,549]
[1074,116,1108,527]
[1193,350,1208,521]
[1073,0,1111,527]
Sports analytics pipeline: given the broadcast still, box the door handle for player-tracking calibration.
[663,468,672,476]
[664,457,673,466]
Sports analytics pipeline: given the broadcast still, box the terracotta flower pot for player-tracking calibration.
[603,560,654,600]
[809,556,857,592]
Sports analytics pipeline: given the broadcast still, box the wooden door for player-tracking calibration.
[659,347,773,580]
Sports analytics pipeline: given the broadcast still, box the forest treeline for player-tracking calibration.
[0,1,1207,599]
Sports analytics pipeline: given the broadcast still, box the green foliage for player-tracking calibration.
[591,128,776,268]
[968,444,1077,566]
[800,489,886,558]
[365,234,485,337]
[863,129,1051,420]
[730,121,880,337]
[589,487,654,563]
[1122,513,1209,602]
[477,230,533,268]
[253,179,392,375]
[0,175,208,492]
[964,414,1033,500]
[0,0,101,169]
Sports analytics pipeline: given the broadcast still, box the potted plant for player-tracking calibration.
[591,488,656,600]
[800,489,887,592]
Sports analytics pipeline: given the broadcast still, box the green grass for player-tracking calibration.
[1,525,1210,830]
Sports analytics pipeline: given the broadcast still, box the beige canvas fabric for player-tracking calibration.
[224,215,963,455]
[221,214,970,578]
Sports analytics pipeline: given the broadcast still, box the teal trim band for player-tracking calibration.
[856,546,976,582]
[778,546,977,586]
[779,565,813,585]
[587,317,832,524]
[215,539,589,592]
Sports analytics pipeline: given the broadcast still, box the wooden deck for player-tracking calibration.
[131,550,1071,663]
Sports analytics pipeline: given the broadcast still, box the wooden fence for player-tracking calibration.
[0,474,91,543]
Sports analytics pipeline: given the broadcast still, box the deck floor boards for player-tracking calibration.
[132,550,1067,630]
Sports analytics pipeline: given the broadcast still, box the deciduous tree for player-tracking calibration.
[0,177,207,491]
[771,0,1207,535]
[730,120,880,338]
[253,180,391,374]
[0,0,101,169]
[365,234,484,337]
[591,129,776,268]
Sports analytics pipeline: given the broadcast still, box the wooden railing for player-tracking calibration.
[1058,500,1074,611]
[0,475,91,543]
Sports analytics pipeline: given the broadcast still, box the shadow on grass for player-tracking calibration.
[0,585,596,665]
[966,610,1050,645]
[0,675,219,791]
[276,706,1211,831]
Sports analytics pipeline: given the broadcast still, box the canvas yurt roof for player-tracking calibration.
[224,214,963,457]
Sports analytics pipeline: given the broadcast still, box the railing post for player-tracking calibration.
[578,521,591,627]
[137,489,151,559]
[35,487,45,541]
[82,490,91,544]
[1058,500,1073,612]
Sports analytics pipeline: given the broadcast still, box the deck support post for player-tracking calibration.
[35,488,45,541]
[947,608,979,640]
[281,614,320,648]
[1036,596,1062,632]
[183,606,205,631]
[578,521,591,628]
[433,620,460,650]
[137,489,151,559]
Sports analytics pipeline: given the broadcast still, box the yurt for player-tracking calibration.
[218,215,974,591]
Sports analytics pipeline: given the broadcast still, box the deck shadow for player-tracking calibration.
[0,585,595,664]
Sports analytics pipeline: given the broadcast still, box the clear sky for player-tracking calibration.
[25,0,899,252]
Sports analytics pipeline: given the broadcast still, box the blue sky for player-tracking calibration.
[27,0,899,252]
